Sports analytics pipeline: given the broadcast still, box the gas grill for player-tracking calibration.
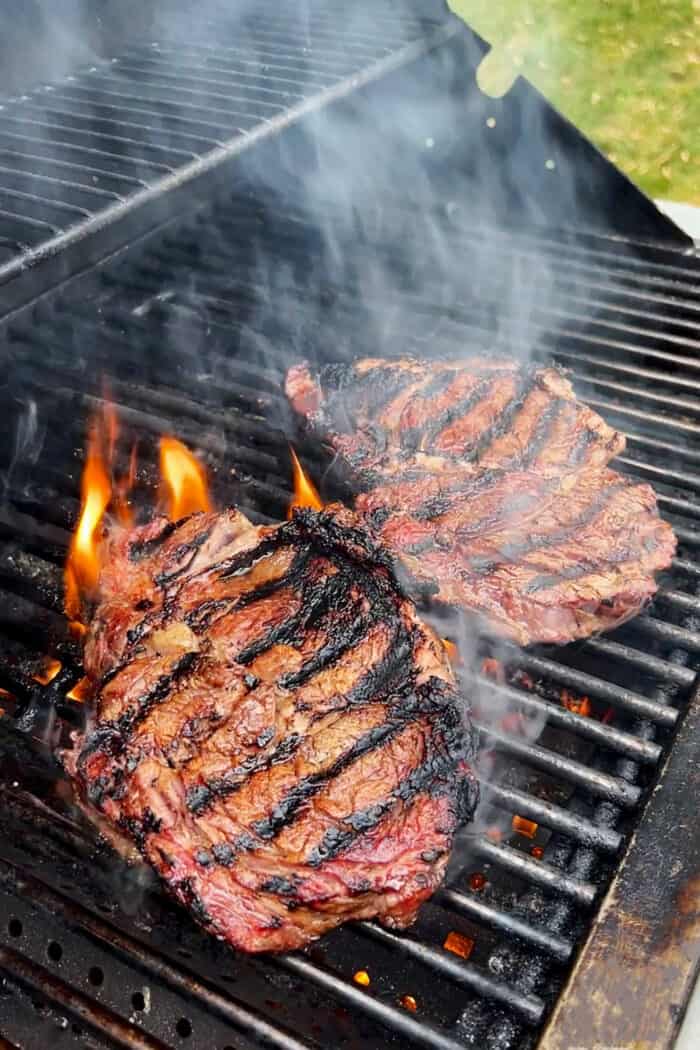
[0,3,699,1049]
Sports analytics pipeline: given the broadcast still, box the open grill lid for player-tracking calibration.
[0,3,699,1050]
[0,0,691,319]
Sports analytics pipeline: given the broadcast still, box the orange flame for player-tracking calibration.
[65,422,112,621]
[66,403,212,624]
[159,436,211,521]
[66,676,92,703]
[32,657,62,686]
[442,638,461,665]
[560,690,591,717]
[287,447,322,519]
[114,441,138,527]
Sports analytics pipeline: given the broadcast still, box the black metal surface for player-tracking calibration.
[0,170,698,1049]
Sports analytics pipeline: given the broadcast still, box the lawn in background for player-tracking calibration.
[449,1,700,204]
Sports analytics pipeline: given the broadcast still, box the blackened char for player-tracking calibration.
[286,356,676,646]
[73,505,478,952]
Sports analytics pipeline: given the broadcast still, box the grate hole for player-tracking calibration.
[8,919,22,937]
[88,966,104,987]
[47,941,63,962]
[176,1018,192,1038]
[132,991,146,1011]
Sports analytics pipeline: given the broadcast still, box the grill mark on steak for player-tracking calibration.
[82,650,201,759]
[458,366,540,463]
[508,397,566,469]
[250,717,412,841]
[185,617,412,817]
[234,568,351,665]
[306,747,464,868]
[184,545,312,633]
[75,505,478,951]
[402,370,512,453]
[475,481,629,572]
[198,679,470,873]
[319,363,419,433]
[287,357,675,645]
[185,731,303,814]
[128,519,180,562]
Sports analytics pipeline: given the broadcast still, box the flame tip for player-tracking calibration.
[288,447,323,518]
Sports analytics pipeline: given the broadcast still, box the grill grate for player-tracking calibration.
[0,3,451,313]
[0,178,698,1049]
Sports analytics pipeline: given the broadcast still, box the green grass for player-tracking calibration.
[449,0,700,204]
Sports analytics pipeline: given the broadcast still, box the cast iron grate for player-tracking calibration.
[0,181,698,1049]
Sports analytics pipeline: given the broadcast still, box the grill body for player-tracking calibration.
[0,4,699,1050]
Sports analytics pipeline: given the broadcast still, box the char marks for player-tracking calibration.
[75,504,477,952]
[286,355,675,646]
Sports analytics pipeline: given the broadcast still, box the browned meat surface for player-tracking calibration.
[286,357,676,646]
[74,505,478,952]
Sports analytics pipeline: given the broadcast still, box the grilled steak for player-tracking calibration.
[286,357,676,645]
[73,505,478,952]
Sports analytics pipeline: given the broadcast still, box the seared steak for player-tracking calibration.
[74,505,478,952]
[286,357,676,645]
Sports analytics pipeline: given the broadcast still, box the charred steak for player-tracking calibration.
[74,505,478,952]
[286,357,676,646]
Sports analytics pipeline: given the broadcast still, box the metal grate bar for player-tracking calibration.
[0,128,174,176]
[14,102,224,154]
[440,888,573,963]
[81,70,288,113]
[110,60,309,102]
[582,637,697,687]
[0,114,199,164]
[504,653,679,727]
[465,675,661,763]
[0,147,146,192]
[480,782,622,853]
[276,954,468,1050]
[357,923,546,1024]
[42,91,238,137]
[137,40,374,77]
[48,82,263,129]
[472,841,597,906]
[474,723,641,808]
[0,164,122,205]
[122,51,341,91]
[0,187,91,224]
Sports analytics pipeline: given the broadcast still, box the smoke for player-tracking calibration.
[1,398,45,503]
[0,1,647,853]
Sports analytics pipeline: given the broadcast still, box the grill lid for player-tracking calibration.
[0,1,690,318]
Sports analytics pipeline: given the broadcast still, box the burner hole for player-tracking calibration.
[47,941,62,962]
[132,991,146,1011]
[88,966,104,987]
[8,919,22,937]
[176,1018,192,1038]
